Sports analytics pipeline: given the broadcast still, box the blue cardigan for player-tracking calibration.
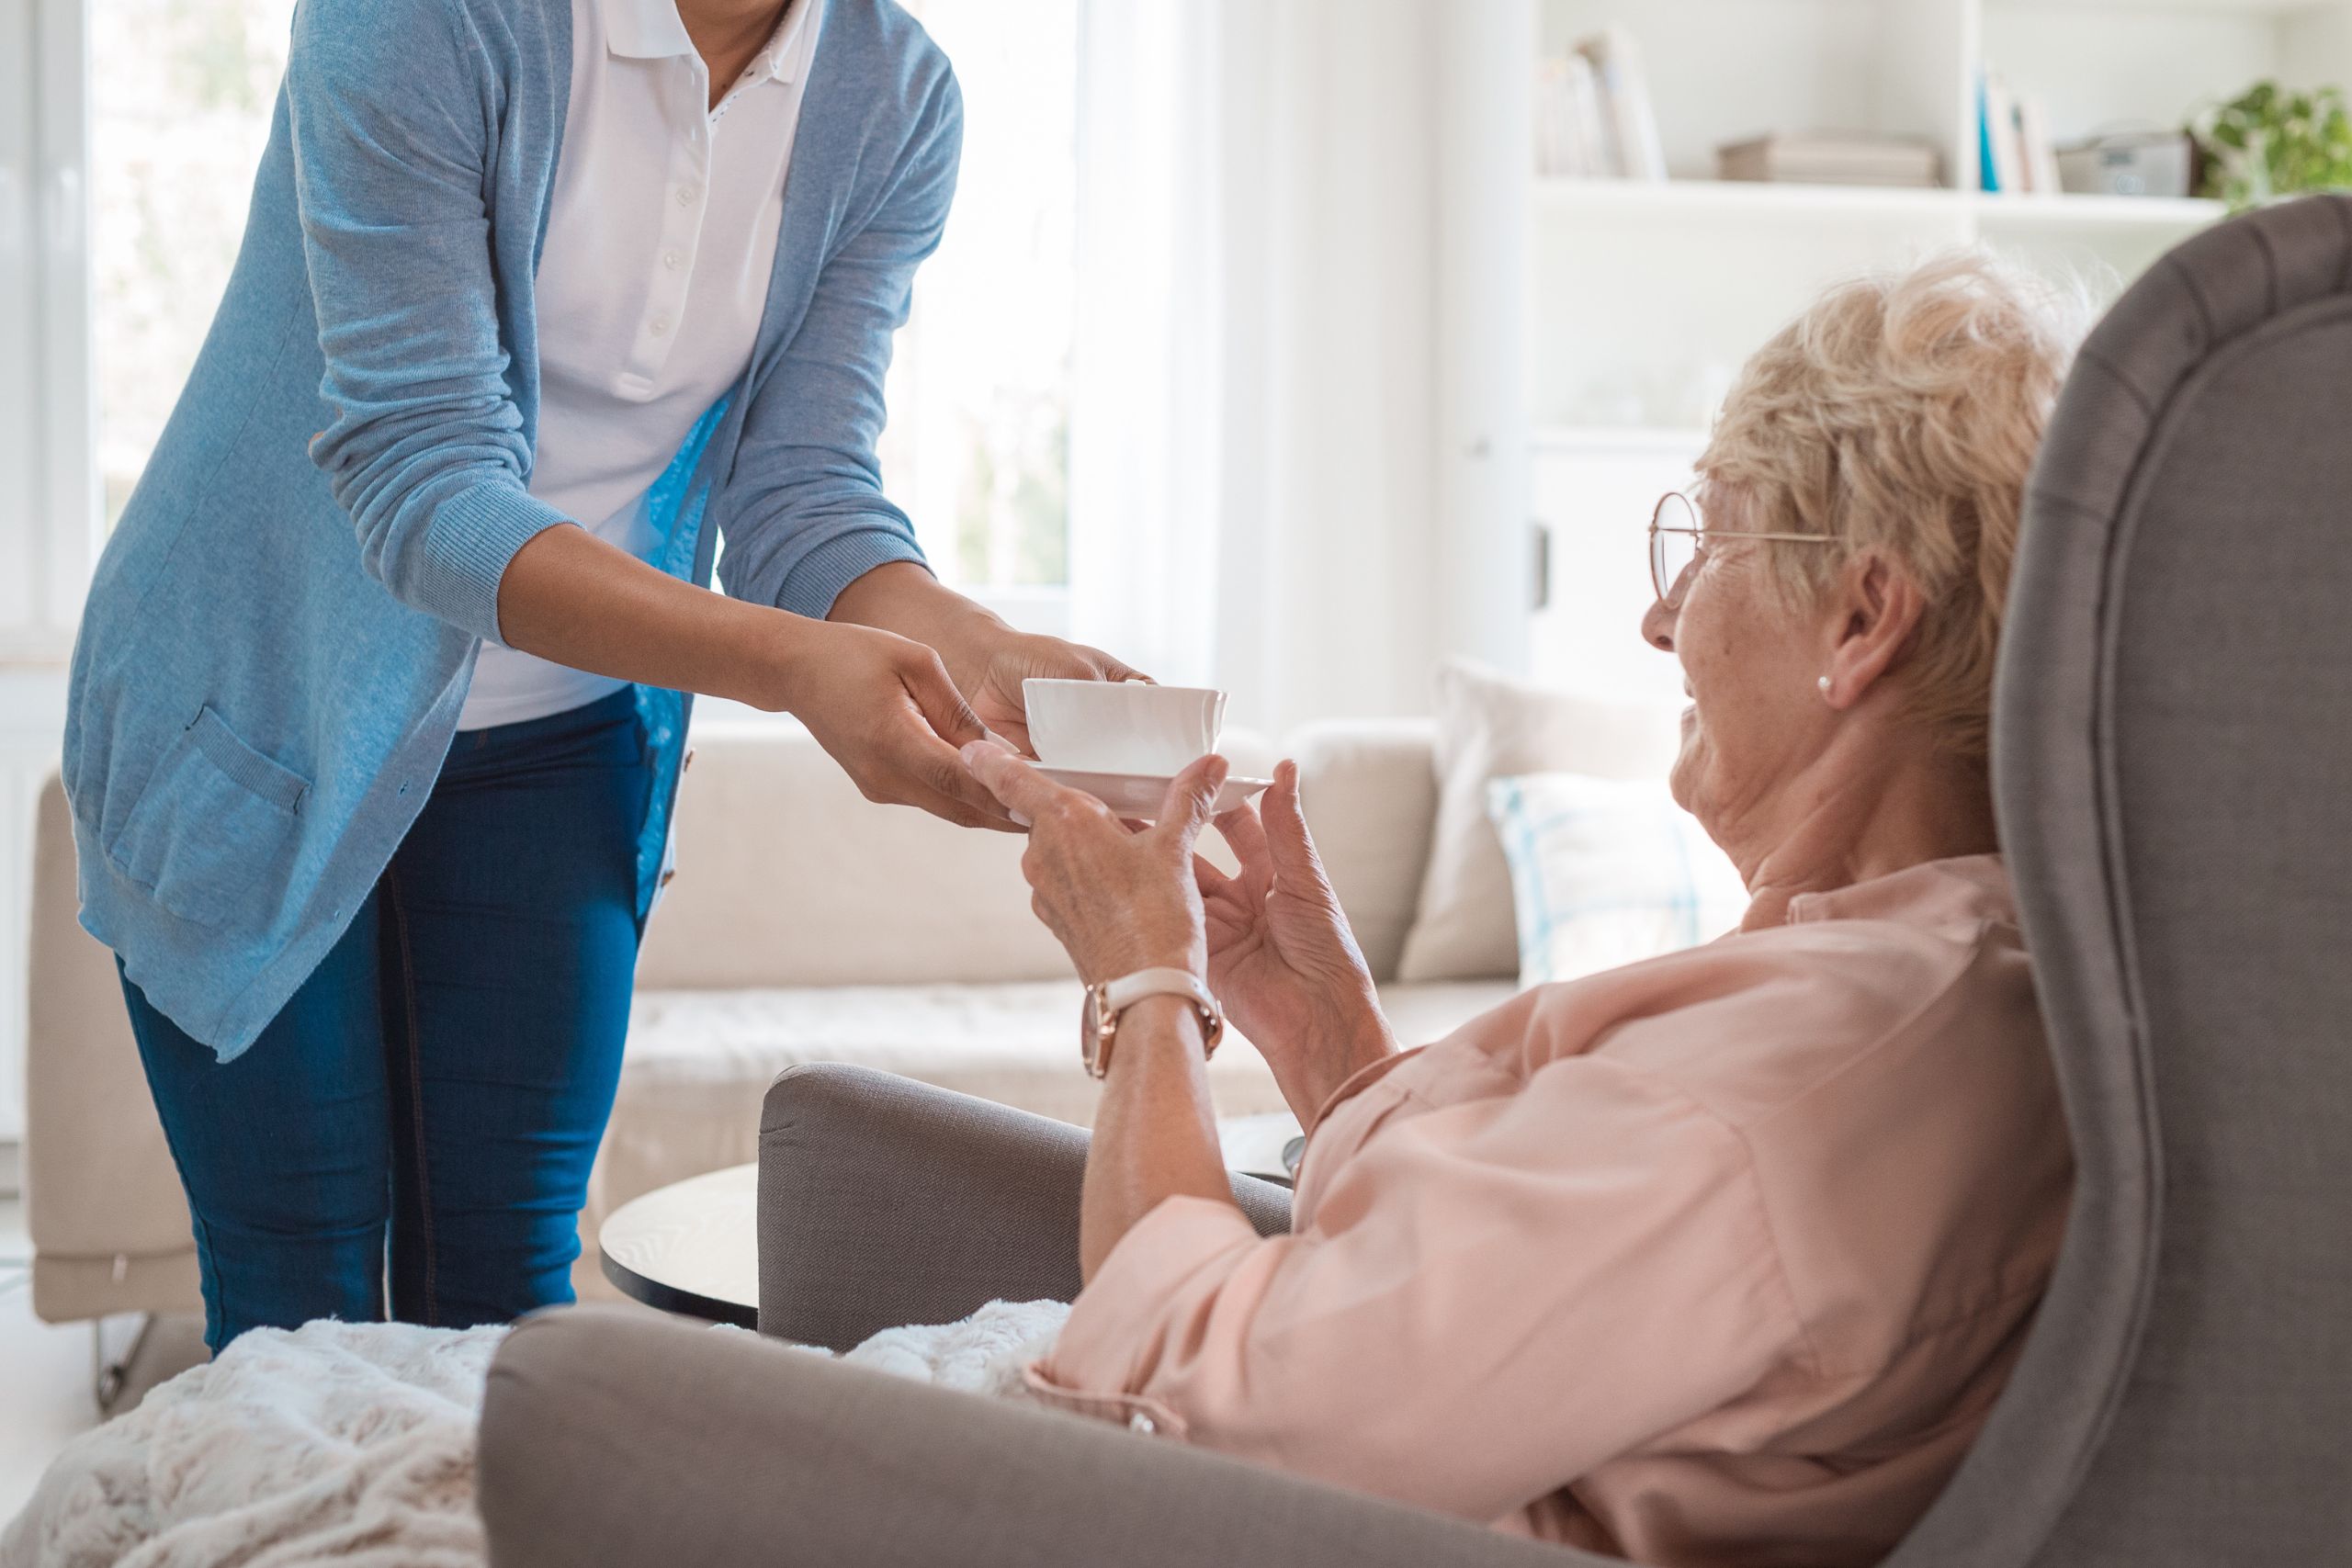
[62,0,956,1058]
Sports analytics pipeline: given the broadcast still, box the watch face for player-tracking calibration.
[1080,986,1107,1076]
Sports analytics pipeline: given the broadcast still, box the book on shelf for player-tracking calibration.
[1982,73,2025,194]
[1977,70,2062,196]
[1717,132,1939,188]
[2016,97,2063,195]
[1534,53,1610,178]
[1533,26,1664,181]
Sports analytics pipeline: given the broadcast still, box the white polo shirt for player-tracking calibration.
[458,0,820,730]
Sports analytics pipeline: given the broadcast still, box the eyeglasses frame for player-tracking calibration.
[1648,490,1835,608]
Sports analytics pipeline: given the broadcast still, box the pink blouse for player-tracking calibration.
[1028,855,2071,1567]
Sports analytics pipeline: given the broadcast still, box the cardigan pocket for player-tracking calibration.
[107,706,311,929]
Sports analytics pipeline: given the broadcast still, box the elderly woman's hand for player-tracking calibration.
[1198,763,1396,1115]
[961,739,1225,983]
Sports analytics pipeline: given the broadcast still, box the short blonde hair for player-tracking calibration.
[1697,251,2087,766]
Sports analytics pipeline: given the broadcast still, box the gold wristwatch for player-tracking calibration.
[1081,967,1224,1079]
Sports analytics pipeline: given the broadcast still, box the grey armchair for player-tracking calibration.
[477,195,2352,1566]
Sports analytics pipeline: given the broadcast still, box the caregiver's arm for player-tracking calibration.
[498,529,1009,829]
[961,743,1240,1278]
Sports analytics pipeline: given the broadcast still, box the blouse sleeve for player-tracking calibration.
[1027,1053,1804,1527]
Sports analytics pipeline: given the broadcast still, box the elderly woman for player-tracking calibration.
[958,253,2080,1568]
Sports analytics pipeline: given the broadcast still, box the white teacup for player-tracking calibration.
[1023,679,1227,775]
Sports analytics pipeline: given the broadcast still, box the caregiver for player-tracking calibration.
[62,0,1134,1353]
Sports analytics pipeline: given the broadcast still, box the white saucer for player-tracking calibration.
[1036,765,1272,818]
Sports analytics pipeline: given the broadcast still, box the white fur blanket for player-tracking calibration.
[0,1300,1071,1568]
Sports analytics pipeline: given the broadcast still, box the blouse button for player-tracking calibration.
[650,313,673,336]
[663,250,684,270]
[676,186,699,207]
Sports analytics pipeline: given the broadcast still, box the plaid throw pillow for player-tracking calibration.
[1485,773,1749,988]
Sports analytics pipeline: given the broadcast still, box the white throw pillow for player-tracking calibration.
[1486,772,1749,987]
[1395,658,1683,982]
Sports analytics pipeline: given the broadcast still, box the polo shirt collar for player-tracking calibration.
[603,0,811,82]
[751,0,815,85]
[603,0,695,61]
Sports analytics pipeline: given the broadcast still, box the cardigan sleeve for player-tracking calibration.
[284,0,574,645]
[711,59,960,619]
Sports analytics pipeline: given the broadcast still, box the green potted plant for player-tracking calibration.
[2188,81,2352,210]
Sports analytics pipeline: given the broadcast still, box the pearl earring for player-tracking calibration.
[1816,675,1832,698]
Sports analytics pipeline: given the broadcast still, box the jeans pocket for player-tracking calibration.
[106,706,311,928]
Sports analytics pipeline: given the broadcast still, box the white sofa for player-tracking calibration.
[25,716,1521,1323]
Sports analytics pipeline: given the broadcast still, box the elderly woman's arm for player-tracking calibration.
[962,742,1249,1276]
[1077,996,1230,1279]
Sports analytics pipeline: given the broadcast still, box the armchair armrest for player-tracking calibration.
[480,1305,1593,1568]
[758,1063,1293,1350]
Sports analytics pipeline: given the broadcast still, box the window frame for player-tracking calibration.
[2,0,96,666]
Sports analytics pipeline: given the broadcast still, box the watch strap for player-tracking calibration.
[1085,967,1223,1078]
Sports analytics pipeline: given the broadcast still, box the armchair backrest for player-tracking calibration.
[1892,194,2352,1568]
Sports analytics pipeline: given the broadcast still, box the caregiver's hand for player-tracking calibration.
[961,630,1146,757]
[1198,761,1397,1117]
[779,621,1016,831]
[830,562,1145,755]
[962,739,1224,981]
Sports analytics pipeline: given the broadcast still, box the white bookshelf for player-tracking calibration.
[1441,0,2352,695]
[1536,177,2226,228]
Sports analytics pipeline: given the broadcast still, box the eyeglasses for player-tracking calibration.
[1648,491,1834,609]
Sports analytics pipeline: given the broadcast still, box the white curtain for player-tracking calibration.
[1070,0,1446,739]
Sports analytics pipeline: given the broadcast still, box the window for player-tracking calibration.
[881,0,1080,618]
[27,0,1079,625]
[90,0,292,527]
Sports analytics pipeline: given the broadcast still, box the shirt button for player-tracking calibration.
[650,313,673,336]
[663,249,684,270]
[677,185,699,207]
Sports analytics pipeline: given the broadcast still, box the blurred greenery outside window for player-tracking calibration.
[91,0,1077,592]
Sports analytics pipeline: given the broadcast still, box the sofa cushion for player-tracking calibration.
[1396,659,1682,983]
[1486,772,1746,987]
[1281,719,1442,983]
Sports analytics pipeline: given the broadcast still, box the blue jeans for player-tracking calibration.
[120,690,651,1352]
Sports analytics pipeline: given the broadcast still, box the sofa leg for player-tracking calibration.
[92,1313,154,1416]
